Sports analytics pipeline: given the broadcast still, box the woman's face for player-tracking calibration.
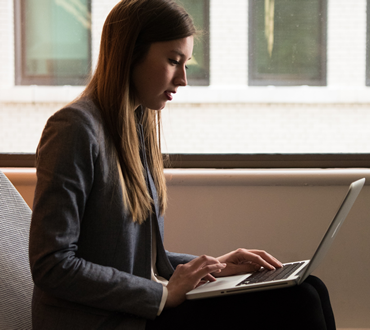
[132,36,194,110]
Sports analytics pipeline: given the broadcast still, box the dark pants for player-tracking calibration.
[146,276,336,330]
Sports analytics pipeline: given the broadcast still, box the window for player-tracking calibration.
[1,0,369,159]
[176,0,210,86]
[14,0,91,86]
[248,0,327,86]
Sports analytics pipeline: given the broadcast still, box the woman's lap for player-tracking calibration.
[146,276,335,330]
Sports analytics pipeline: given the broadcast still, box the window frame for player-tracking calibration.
[2,153,370,168]
[183,0,210,86]
[248,0,327,86]
[13,0,92,86]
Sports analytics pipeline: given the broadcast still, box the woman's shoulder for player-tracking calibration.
[39,97,106,158]
[50,97,102,129]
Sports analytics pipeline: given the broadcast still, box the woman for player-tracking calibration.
[29,0,336,329]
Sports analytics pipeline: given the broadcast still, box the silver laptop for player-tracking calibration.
[186,178,365,300]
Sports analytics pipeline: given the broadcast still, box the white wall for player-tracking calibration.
[5,167,370,328]
[163,169,370,329]
[91,0,120,70]
[210,0,248,85]
[327,0,366,87]
[0,0,14,88]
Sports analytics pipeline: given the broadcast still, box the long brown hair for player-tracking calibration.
[81,0,195,224]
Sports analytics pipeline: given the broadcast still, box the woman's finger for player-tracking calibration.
[216,248,284,277]
[188,254,224,269]
[244,249,283,268]
[230,249,282,269]
[165,256,226,308]
[249,249,283,265]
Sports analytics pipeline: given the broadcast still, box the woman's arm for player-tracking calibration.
[29,105,163,320]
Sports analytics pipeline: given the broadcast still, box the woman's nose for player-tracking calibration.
[174,66,187,86]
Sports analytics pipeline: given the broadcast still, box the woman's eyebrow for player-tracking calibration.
[170,50,192,61]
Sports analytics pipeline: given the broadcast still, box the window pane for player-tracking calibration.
[176,0,210,86]
[17,0,91,85]
[249,0,326,86]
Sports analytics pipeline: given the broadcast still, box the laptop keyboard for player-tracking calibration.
[236,262,305,286]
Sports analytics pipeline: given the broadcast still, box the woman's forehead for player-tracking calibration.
[149,37,194,58]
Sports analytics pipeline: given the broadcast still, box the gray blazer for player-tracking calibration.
[29,98,195,329]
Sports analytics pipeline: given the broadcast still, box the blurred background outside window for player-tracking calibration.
[14,0,91,86]
[249,0,326,86]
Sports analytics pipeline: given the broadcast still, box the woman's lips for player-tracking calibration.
[165,91,175,101]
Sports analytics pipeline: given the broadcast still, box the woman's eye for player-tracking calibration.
[169,59,188,70]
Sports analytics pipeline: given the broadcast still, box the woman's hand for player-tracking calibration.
[165,255,226,308]
[215,248,283,277]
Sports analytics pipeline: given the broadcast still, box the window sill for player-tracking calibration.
[164,168,370,186]
[1,85,370,104]
[2,167,369,187]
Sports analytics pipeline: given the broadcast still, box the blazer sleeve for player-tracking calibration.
[29,107,163,320]
[166,251,197,269]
